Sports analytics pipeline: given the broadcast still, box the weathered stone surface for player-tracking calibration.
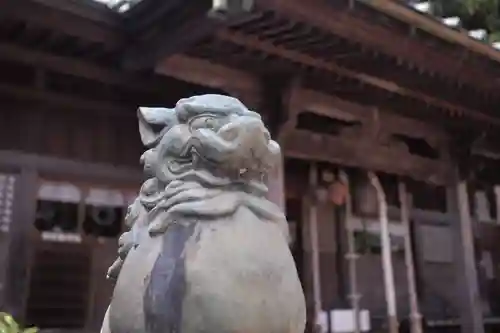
[101,95,306,333]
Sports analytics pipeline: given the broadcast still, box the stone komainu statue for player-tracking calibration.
[101,95,306,333]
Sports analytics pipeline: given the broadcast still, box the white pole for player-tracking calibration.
[309,162,322,331]
[368,171,398,333]
[398,181,423,333]
[339,170,361,333]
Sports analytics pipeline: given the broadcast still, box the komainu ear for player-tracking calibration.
[137,107,178,148]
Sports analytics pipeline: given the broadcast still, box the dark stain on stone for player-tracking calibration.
[143,223,196,333]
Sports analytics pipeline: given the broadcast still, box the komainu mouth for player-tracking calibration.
[102,94,306,333]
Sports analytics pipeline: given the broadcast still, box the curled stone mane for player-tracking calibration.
[136,94,287,238]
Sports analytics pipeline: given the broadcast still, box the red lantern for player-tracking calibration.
[329,180,347,205]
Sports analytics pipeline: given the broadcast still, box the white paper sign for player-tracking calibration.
[317,309,371,333]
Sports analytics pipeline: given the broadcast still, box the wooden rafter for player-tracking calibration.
[0,42,164,93]
[122,0,229,71]
[124,17,221,71]
[253,0,499,92]
[216,29,500,125]
[1,0,123,47]
[123,0,267,70]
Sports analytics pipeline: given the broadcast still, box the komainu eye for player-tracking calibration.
[190,116,217,130]
[204,117,216,129]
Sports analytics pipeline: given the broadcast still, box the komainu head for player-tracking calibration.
[137,95,287,237]
[138,94,281,187]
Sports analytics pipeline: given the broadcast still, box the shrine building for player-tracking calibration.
[1,1,500,332]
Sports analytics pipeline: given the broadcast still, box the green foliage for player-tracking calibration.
[488,30,500,42]
[430,0,500,33]
[0,313,38,333]
[461,0,498,15]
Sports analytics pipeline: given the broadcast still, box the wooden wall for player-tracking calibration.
[0,105,143,168]
[0,103,144,323]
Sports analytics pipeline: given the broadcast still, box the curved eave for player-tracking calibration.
[359,0,500,64]
[253,0,500,93]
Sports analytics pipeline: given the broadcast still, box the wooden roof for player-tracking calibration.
[7,0,500,182]
[0,0,223,113]
[194,0,500,128]
[2,0,500,130]
[366,0,500,63]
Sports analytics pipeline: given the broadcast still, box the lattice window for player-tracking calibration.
[0,173,16,233]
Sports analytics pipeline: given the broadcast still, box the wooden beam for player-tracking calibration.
[157,56,448,146]
[284,86,451,183]
[283,129,450,184]
[155,56,451,183]
[0,150,143,184]
[276,78,303,142]
[0,42,166,94]
[155,54,260,94]
[253,0,498,92]
[447,178,485,333]
[216,29,500,125]
[156,53,265,108]
[290,87,448,148]
[1,0,123,47]
[361,0,500,65]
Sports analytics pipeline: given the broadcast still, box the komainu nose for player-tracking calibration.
[224,116,274,171]
[240,117,270,144]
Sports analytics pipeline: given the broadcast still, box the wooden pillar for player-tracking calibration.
[4,167,38,321]
[368,172,398,333]
[447,177,484,333]
[339,170,361,333]
[266,154,285,212]
[308,162,322,330]
[399,182,423,333]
